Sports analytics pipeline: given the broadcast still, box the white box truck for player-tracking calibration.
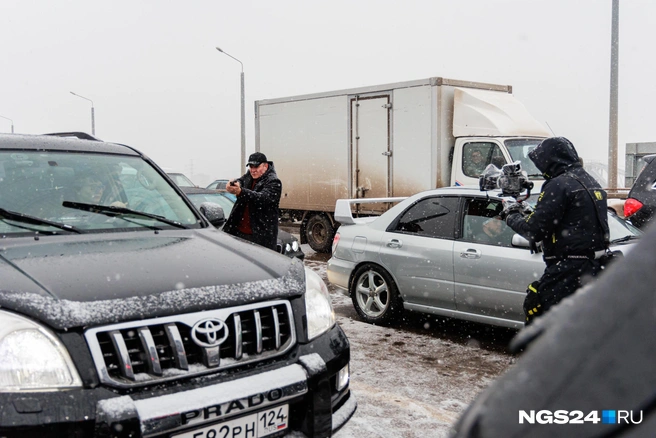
[255,77,550,252]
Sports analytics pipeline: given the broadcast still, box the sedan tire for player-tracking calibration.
[350,264,403,325]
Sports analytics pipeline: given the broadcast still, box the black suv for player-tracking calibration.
[625,154,656,229]
[0,133,355,437]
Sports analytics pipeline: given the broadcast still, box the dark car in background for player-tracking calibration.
[181,187,305,260]
[0,132,354,437]
[206,179,230,190]
[624,154,656,230]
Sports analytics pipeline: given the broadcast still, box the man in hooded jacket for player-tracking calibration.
[502,137,609,324]
[224,152,282,251]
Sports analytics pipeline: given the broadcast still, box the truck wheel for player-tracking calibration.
[350,264,403,325]
[305,214,335,253]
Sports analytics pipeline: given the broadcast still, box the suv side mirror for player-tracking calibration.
[199,202,226,228]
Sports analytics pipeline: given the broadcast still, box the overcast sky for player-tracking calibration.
[1,0,654,186]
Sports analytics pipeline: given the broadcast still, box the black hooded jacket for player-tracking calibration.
[223,162,282,250]
[506,137,608,260]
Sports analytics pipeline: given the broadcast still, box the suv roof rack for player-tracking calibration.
[43,132,101,141]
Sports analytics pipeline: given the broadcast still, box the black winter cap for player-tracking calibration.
[247,152,268,166]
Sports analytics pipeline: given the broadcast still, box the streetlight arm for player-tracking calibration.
[0,115,14,133]
[215,47,243,72]
[70,91,94,107]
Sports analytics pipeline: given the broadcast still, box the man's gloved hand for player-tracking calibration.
[519,202,534,216]
[500,199,533,221]
[523,281,542,325]
[499,199,523,220]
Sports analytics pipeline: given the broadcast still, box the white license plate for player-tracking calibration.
[172,405,289,438]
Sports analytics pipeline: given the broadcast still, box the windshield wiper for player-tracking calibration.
[0,207,82,234]
[62,201,187,229]
[610,235,640,244]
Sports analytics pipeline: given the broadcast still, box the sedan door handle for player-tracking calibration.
[460,249,481,259]
[387,239,403,249]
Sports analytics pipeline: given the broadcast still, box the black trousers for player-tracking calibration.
[525,258,602,323]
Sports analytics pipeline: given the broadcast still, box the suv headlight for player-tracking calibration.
[304,267,336,340]
[0,310,83,392]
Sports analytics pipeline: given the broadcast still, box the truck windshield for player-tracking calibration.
[504,139,543,178]
[0,151,201,235]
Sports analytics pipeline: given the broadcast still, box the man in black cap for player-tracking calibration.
[501,137,609,324]
[223,152,282,250]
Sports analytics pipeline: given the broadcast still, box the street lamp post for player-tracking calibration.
[216,47,246,170]
[608,0,619,189]
[0,115,14,133]
[70,91,95,136]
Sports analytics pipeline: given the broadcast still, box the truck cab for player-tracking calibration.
[451,137,545,187]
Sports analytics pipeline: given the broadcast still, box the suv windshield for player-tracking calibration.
[0,151,200,235]
[504,138,543,178]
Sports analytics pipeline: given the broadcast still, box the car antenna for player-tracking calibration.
[545,122,556,136]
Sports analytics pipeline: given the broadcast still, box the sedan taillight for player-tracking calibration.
[332,233,340,254]
[624,198,644,218]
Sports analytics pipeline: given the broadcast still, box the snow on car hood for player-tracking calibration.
[0,229,305,330]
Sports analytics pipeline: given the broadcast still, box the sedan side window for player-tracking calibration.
[461,198,514,247]
[392,196,458,239]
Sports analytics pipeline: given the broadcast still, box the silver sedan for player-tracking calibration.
[327,187,640,329]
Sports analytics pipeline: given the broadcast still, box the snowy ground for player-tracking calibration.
[299,245,518,438]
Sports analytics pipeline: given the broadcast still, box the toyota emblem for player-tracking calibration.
[191,318,229,348]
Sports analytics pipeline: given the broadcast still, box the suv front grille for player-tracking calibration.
[85,301,295,388]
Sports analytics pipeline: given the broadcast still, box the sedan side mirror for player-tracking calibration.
[199,202,226,228]
[511,233,531,248]
[511,234,543,253]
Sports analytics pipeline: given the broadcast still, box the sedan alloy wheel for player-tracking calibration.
[350,264,401,324]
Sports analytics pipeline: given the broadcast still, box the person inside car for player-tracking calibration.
[477,216,505,244]
[465,149,487,177]
[73,172,127,208]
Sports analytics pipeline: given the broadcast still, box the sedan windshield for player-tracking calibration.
[0,151,200,235]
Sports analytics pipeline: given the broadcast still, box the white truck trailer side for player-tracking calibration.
[255,77,550,252]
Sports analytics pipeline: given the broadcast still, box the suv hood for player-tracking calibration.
[0,229,305,330]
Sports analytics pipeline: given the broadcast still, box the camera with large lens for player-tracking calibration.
[498,161,534,198]
[479,160,534,199]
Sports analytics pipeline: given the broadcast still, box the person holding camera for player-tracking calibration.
[223,152,282,251]
[500,137,609,325]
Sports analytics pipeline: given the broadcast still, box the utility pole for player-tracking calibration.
[608,0,619,189]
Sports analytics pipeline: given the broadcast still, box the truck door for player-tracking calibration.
[351,95,391,202]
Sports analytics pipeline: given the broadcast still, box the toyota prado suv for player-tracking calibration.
[0,133,355,437]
